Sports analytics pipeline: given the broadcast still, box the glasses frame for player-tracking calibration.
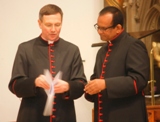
[94,24,114,32]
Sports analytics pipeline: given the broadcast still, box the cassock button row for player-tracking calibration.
[100,76,104,79]
[104,60,108,62]
[108,49,112,52]
[65,96,69,99]
[49,44,54,46]
[51,60,55,63]
[99,101,102,104]
[50,49,54,52]
[52,71,56,74]
[52,108,56,111]
[98,94,102,97]
[106,53,109,57]
[99,120,103,122]
[51,55,54,58]
[51,66,55,68]
[98,107,102,110]
[99,113,103,116]
[109,43,113,46]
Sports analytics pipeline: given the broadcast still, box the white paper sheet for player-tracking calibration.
[43,69,62,116]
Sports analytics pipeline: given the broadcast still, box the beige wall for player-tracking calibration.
[0,0,104,122]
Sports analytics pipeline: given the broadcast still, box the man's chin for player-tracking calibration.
[49,37,59,41]
[100,37,108,42]
[101,39,106,42]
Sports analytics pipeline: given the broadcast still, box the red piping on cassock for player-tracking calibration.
[48,43,56,122]
[97,41,113,121]
[133,80,138,94]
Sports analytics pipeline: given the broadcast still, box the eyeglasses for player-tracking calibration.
[94,24,114,32]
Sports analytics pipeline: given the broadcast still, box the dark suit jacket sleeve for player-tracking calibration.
[84,50,100,102]
[8,44,37,98]
[66,47,87,99]
[106,40,150,98]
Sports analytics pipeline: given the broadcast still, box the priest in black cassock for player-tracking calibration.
[84,6,150,122]
[8,4,86,122]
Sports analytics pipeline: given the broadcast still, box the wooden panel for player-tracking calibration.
[147,105,160,122]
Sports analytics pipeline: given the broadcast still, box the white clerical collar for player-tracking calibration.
[48,40,54,44]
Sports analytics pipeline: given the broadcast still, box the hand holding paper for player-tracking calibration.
[54,79,69,93]
[43,69,62,116]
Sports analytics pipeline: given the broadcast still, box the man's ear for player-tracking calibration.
[116,24,123,33]
[38,19,42,29]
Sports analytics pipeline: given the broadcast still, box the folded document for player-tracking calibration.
[43,69,62,116]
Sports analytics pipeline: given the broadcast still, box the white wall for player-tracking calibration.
[0,0,103,122]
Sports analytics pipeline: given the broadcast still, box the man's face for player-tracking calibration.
[96,13,117,41]
[38,13,62,41]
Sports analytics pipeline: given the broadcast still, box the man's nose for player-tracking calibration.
[51,26,56,31]
[97,29,103,34]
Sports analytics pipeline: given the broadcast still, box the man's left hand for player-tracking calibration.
[54,79,69,93]
[84,79,106,95]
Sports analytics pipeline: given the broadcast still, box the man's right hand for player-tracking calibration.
[35,75,50,89]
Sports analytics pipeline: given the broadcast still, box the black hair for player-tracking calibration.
[99,6,124,28]
[39,4,63,20]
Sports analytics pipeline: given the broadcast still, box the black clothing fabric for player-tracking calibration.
[9,36,86,122]
[85,31,150,122]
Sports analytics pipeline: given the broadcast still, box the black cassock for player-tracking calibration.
[9,36,86,122]
[85,30,150,122]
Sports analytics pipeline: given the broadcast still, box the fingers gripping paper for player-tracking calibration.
[43,69,62,116]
